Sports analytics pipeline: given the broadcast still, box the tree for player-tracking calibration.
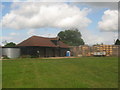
[115,39,120,45]
[4,42,16,47]
[58,29,85,46]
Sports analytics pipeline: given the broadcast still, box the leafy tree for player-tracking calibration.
[115,39,120,45]
[4,42,16,47]
[58,29,85,46]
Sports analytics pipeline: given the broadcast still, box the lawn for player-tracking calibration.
[2,57,118,88]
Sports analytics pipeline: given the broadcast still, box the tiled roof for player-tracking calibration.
[17,36,69,48]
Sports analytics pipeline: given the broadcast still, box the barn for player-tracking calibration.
[17,36,69,57]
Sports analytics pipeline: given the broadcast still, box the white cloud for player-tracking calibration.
[98,10,118,31]
[1,0,119,2]
[40,33,57,37]
[1,34,28,45]
[2,2,118,45]
[0,4,5,10]
[27,29,36,36]
[80,2,118,10]
[2,2,91,30]
[2,36,13,40]
[1,36,15,46]
[10,32,19,36]
[81,29,118,45]
[2,36,13,42]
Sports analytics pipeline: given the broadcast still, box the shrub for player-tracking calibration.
[30,55,38,58]
[2,55,10,59]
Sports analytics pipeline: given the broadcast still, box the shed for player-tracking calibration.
[17,36,69,57]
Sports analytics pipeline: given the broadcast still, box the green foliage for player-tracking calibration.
[3,57,118,88]
[115,39,120,45]
[58,29,85,46]
[30,55,38,58]
[2,55,10,59]
[4,42,16,47]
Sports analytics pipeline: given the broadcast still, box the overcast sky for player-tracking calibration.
[1,1,119,45]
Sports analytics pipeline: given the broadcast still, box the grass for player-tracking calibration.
[2,57,118,88]
[0,60,2,89]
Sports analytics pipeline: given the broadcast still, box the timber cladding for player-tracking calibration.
[17,36,69,57]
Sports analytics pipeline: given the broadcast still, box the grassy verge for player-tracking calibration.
[2,57,118,88]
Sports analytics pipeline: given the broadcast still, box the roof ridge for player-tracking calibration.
[31,35,57,39]
[17,36,69,48]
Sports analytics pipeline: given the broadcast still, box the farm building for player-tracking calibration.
[70,45,119,57]
[17,36,69,57]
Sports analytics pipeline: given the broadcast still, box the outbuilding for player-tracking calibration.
[17,36,69,57]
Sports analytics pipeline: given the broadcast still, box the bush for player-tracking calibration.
[2,55,10,59]
[30,55,38,58]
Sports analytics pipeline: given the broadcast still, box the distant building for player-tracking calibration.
[79,45,91,56]
[111,45,119,56]
[92,45,119,56]
[69,45,91,56]
[70,44,119,57]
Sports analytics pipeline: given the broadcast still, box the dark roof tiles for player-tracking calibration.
[17,36,69,48]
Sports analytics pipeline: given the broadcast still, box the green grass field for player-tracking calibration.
[2,57,118,88]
